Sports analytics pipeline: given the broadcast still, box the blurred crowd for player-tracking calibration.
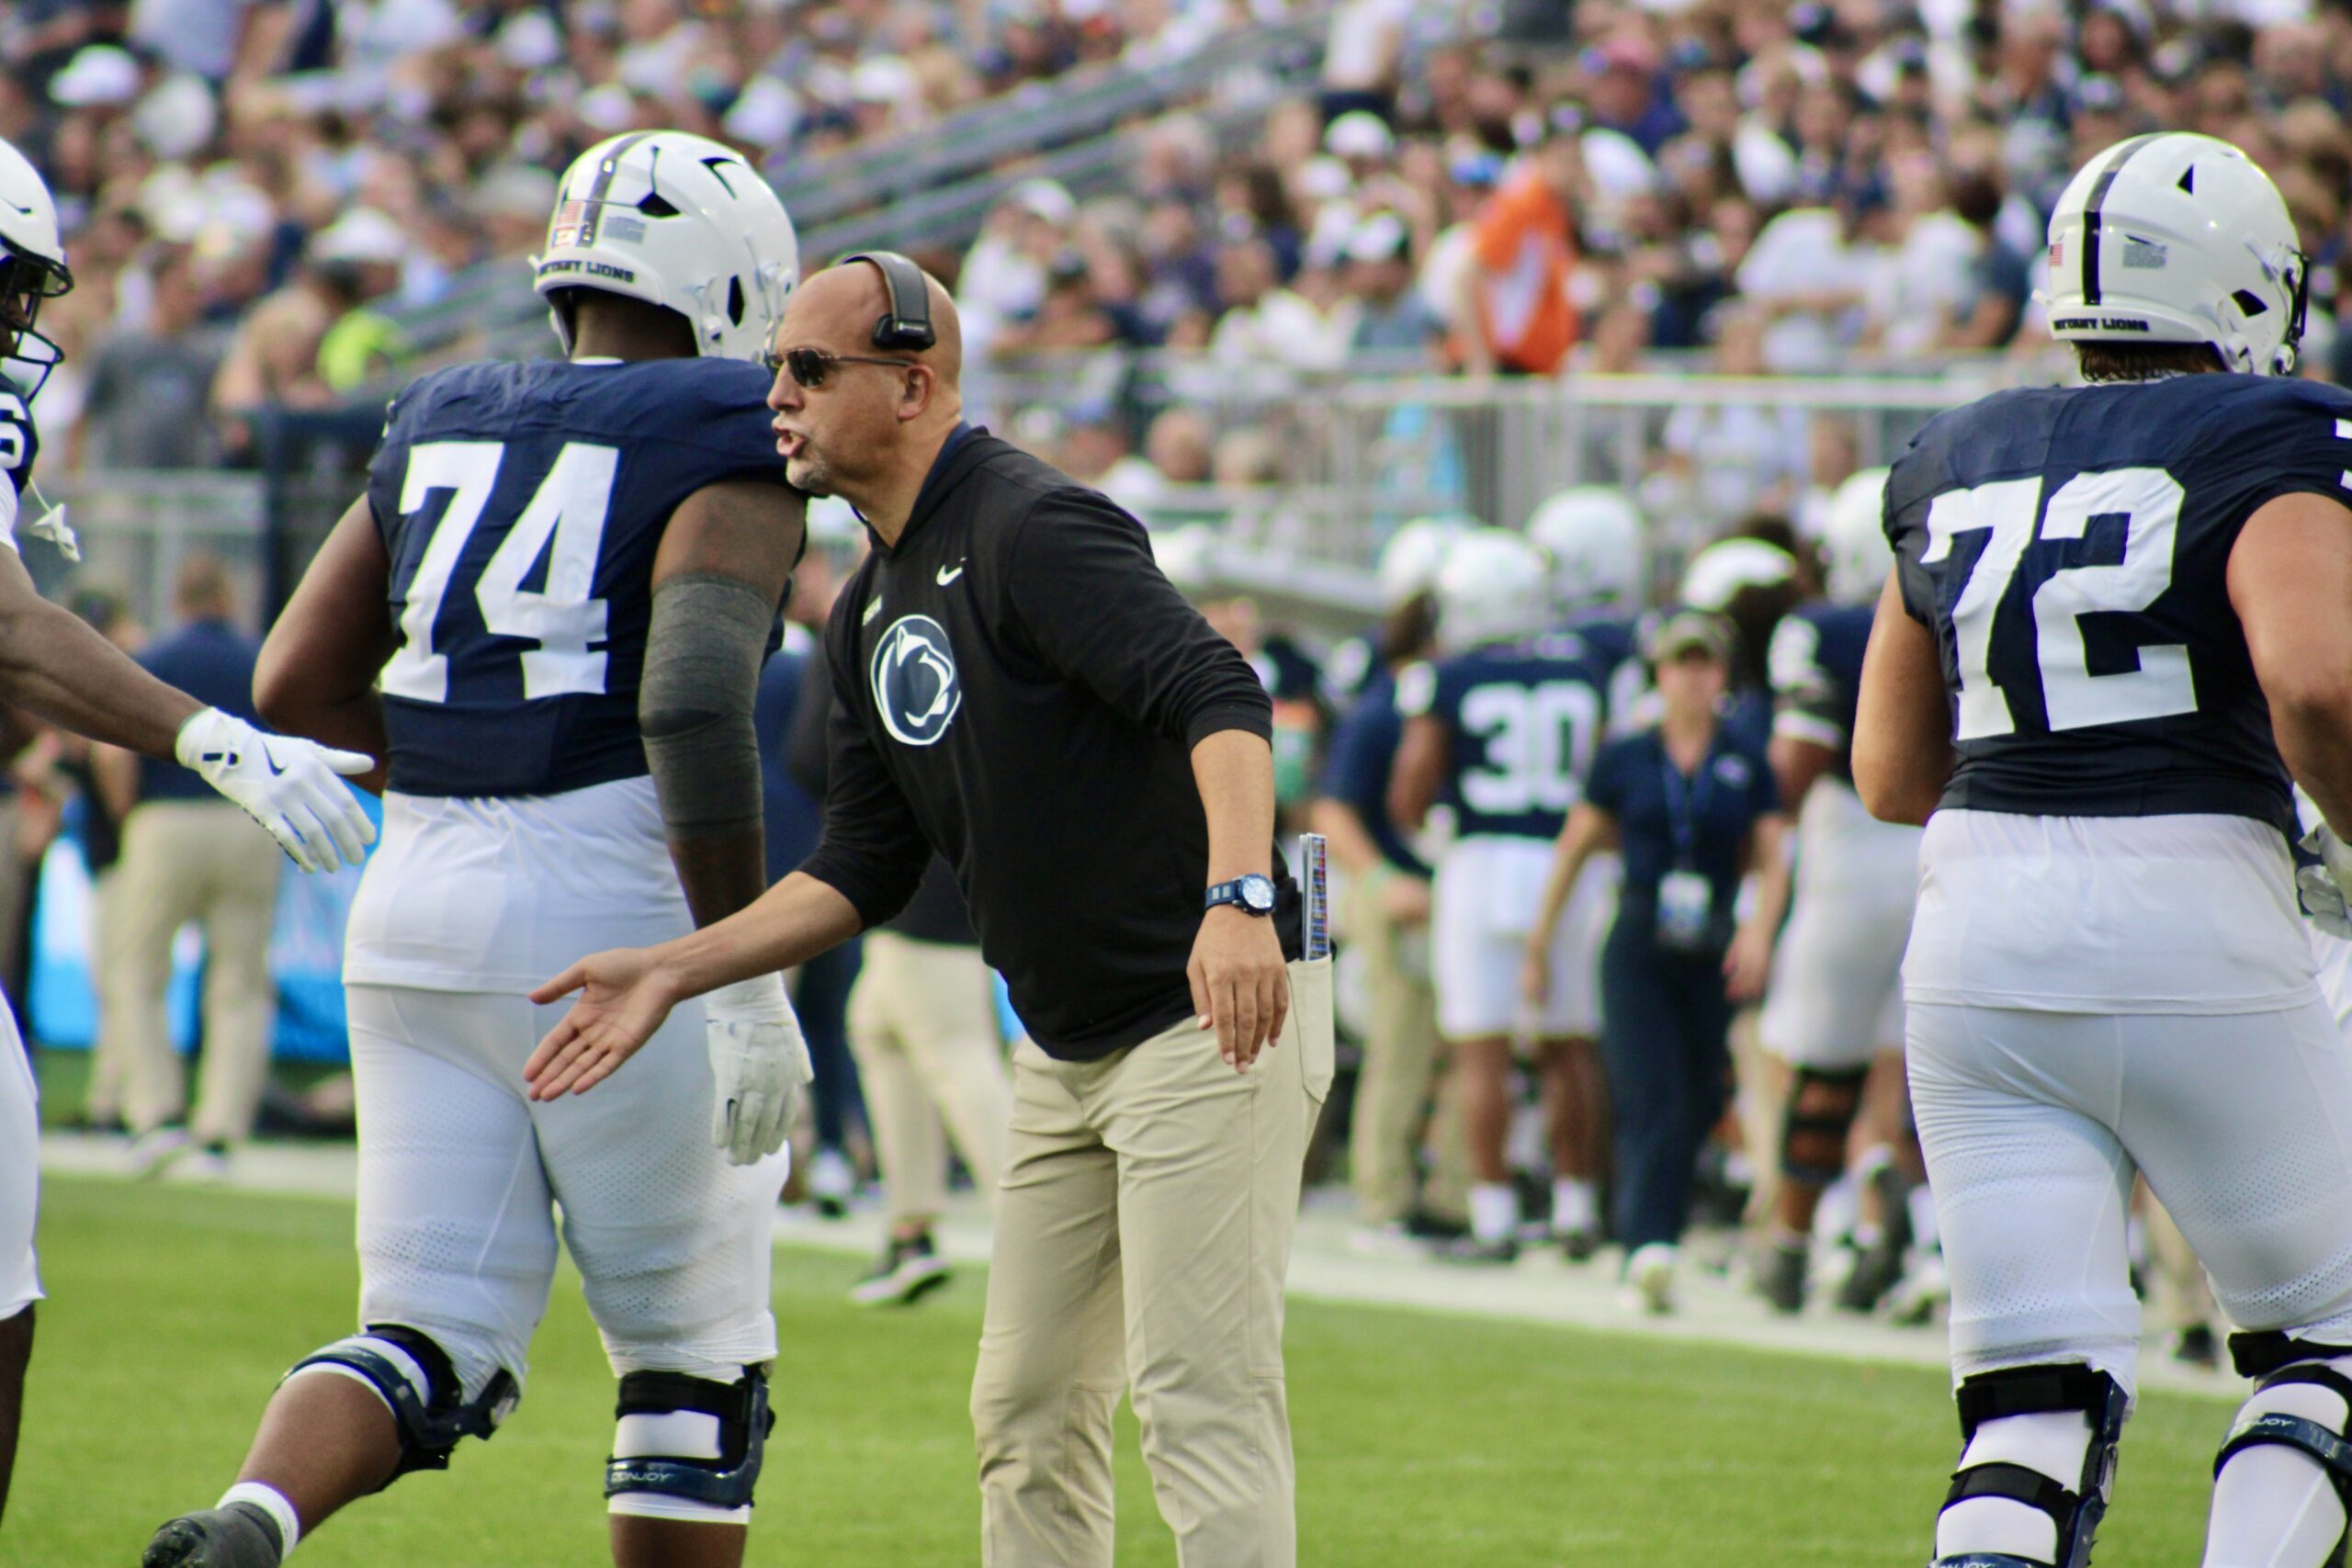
[961,0,2352,388]
[0,0,1296,470]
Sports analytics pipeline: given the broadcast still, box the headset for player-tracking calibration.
[840,251,936,351]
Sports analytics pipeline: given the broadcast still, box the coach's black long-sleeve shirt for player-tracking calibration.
[797,427,1303,1059]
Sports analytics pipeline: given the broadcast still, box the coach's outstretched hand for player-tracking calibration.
[177,707,377,874]
[526,948,678,1100]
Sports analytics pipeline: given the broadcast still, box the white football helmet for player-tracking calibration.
[1526,486,1646,612]
[535,130,799,363]
[1822,468,1892,607]
[1376,514,1472,609]
[1679,537,1796,613]
[0,138,74,402]
[1434,528,1551,653]
[2043,131,2306,376]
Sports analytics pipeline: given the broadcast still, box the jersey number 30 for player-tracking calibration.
[1461,681,1600,815]
[382,440,617,705]
[1923,467,2194,739]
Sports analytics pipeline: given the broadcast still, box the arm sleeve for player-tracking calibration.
[639,574,770,838]
[1005,490,1272,748]
[793,596,933,929]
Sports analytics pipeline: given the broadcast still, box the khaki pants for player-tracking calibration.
[971,959,1333,1568]
[1340,876,1464,1226]
[84,865,128,1122]
[846,931,1012,1224]
[105,801,280,1142]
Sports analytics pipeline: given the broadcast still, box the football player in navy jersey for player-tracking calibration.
[144,133,808,1568]
[0,139,378,1542]
[1856,132,2352,1568]
[1391,529,1616,1263]
[1753,468,1928,1316]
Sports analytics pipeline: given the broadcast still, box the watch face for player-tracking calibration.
[1240,874,1276,912]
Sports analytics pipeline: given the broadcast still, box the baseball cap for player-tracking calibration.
[1643,608,1736,664]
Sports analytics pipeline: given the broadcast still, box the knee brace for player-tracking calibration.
[285,1325,518,1483]
[1933,1363,2129,1568]
[1781,1066,1868,1188]
[605,1367,772,1518]
[2214,1332,2352,1562]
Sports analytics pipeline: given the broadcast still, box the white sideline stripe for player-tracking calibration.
[41,1134,2240,1401]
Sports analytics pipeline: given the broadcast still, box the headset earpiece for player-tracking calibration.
[842,251,935,352]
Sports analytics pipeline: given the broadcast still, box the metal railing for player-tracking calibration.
[974,356,2058,591]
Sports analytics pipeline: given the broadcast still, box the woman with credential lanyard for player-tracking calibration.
[1521,608,1792,1313]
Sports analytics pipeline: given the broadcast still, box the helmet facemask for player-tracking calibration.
[0,246,72,403]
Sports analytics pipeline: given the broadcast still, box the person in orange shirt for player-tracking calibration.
[1461,131,1583,375]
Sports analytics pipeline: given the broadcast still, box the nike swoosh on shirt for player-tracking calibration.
[935,561,966,586]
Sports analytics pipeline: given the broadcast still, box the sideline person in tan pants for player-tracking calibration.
[106,801,279,1150]
[847,916,1012,1305]
[972,957,1331,1568]
[1339,869,1466,1238]
[91,556,281,1168]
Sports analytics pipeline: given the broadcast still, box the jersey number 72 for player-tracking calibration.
[1922,467,2195,739]
[382,439,617,705]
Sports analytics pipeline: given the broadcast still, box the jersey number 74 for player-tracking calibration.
[384,440,617,705]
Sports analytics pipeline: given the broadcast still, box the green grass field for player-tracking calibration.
[11,1176,2235,1565]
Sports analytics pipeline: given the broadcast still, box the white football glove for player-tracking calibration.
[2298,819,2352,942]
[175,708,377,874]
[704,973,812,1167]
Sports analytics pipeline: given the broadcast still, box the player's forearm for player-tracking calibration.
[1743,815,1794,938]
[654,871,863,1002]
[1531,807,1602,948]
[666,829,770,931]
[256,684,388,795]
[2275,702,2352,838]
[1192,728,1275,883]
[0,592,200,759]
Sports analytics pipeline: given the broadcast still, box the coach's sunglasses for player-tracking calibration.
[762,345,917,389]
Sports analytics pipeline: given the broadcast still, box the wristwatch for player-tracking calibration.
[1205,874,1278,917]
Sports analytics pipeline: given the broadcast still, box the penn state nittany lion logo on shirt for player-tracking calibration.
[871,614,961,747]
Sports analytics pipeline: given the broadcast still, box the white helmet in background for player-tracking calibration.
[1434,528,1551,653]
[2043,131,2306,376]
[1526,486,1645,612]
[1679,536,1796,613]
[0,138,74,402]
[535,130,799,362]
[1822,468,1892,606]
[1377,514,1472,608]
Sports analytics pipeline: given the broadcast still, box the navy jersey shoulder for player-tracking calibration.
[1884,374,2352,833]
[1416,633,1615,840]
[367,356,785,798]
[1768,599,1872,780]
[0,373,38,540]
